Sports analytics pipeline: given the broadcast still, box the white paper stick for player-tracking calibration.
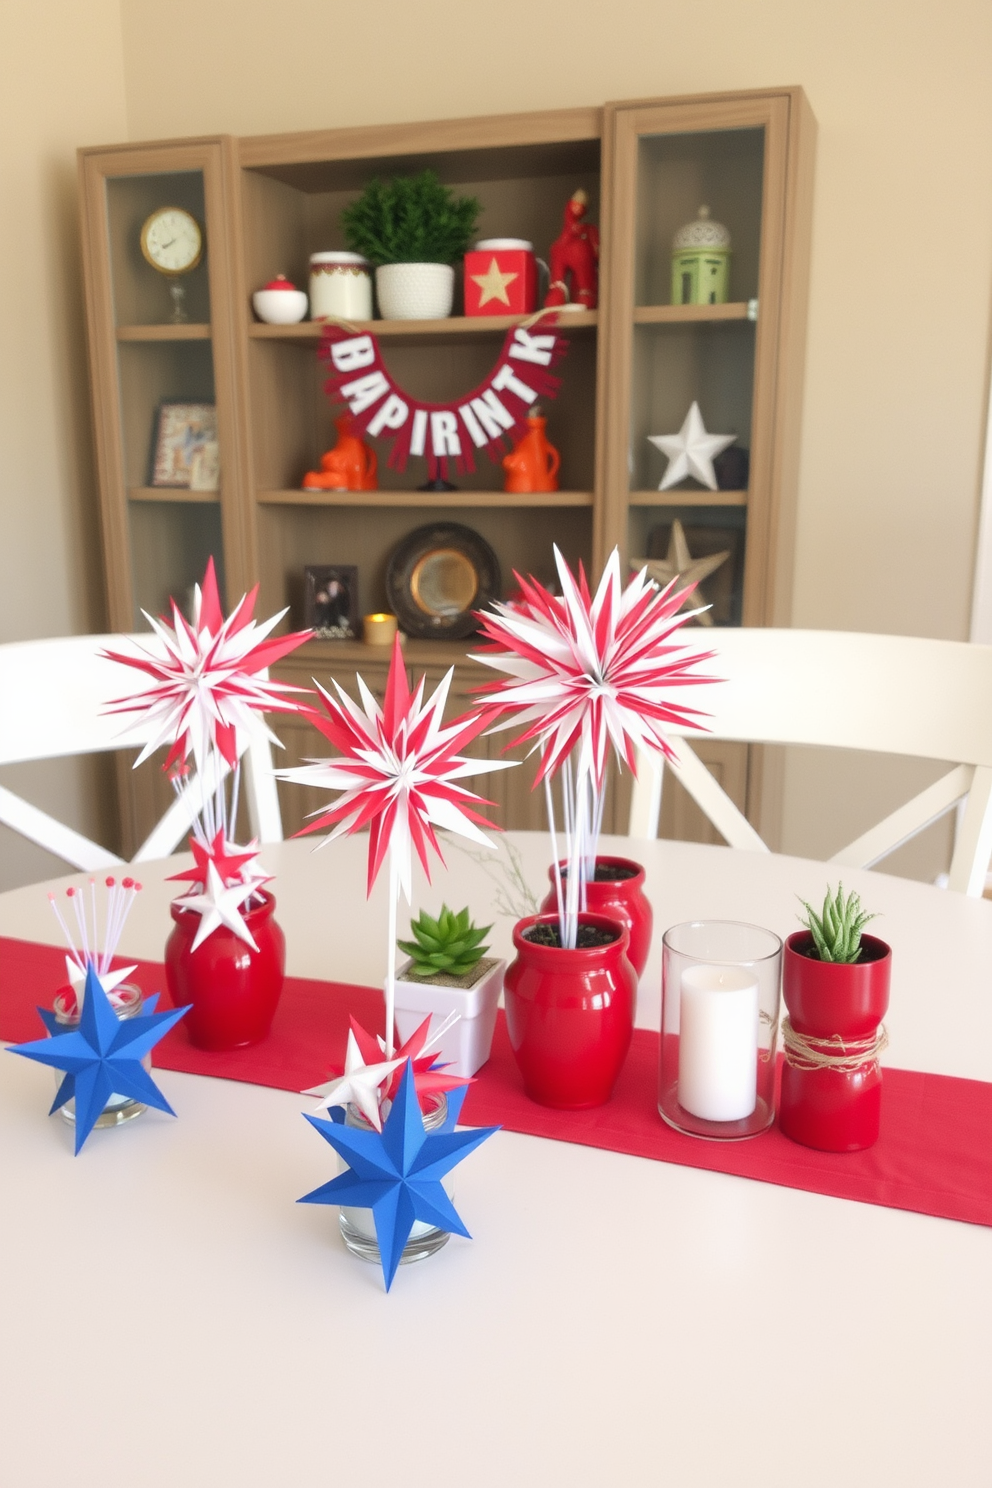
[544,773,566,945]
[229,761,242,846]
[385,853,399,1060]
[48,893,85,972]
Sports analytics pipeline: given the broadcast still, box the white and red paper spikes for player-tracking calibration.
[103,557,311,772]
[473,546,713,787]
[281,635,513,1056]
[281,634,509,903]
[473,546,714,946]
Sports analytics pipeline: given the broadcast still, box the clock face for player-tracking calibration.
[140,207,203,275]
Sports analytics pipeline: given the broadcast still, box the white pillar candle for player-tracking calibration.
[677,964,759,1122]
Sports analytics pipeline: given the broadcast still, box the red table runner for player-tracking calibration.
[2,936,989,1226]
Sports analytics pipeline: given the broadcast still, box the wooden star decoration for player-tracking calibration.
[648,402,736,491]
[470,256,518,308]
[631,520,731,628]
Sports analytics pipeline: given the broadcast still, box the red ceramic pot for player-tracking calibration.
[503,912,636,1109]
[165,891,286,1051]
[540,856,653,979]
[779,930,891,1152]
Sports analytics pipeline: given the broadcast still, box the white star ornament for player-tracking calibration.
[648,402,736,491]
[176,859,260,952]
[303,1029,403,1131]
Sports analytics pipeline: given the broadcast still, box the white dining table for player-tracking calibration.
[0,832,989,1487]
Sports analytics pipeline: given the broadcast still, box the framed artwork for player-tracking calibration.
[304,565,359,640]
[151,402,219,489]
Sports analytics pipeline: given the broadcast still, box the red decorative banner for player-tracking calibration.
[319,313,569,483]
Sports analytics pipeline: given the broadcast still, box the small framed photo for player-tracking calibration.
[304,565,359,640]
[151,402,219,489]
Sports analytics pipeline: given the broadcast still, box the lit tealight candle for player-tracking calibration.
[677,964,759,1122]
[363,612,398,646]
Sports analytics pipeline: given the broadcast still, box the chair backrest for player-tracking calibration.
[628,628,992,896]
[0,634,283,872]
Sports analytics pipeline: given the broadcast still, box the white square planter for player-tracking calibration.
[391,957,505,1078]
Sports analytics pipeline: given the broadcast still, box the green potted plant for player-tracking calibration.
[391,904,504,1076]
[779,884,891,1152]
[341,170,481,321]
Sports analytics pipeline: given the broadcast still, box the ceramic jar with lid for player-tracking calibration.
[309,252,373,321]
[671,205,731,306]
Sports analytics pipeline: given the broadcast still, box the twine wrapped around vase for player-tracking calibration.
[781,1017,888,1074]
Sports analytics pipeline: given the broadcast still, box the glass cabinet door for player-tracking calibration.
[79,139,248,632]
[600,91,812,630]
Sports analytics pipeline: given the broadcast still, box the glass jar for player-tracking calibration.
[338,1091,451,1266]
[309,252,373,321]
[659,922,782,1139]
[52,983,149,1128]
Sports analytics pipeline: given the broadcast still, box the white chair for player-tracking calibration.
[0,634,283,872]
[628,629,992,897]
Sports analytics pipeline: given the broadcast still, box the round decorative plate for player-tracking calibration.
[386,522,501,640]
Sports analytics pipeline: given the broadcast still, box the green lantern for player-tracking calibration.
[671,205,731,306]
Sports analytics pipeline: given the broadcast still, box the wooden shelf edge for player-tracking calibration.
[248,309,598,341]
[128,486,221,504]
[284,636,481,669]
[633,303,751,325]
[629,489,747,507]
[116,323,212,341]
[257,488,593,509]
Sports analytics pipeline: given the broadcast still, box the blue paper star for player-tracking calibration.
[7,963,190,1153]
[299,1060,499,1290]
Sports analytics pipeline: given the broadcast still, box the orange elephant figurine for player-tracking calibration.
[302,414,377,491]
[503,412,560,494]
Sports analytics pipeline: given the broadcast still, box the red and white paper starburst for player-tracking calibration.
[473,546,714,946]
[473,545,713,786]
[103,557,311,771]
[281,635,513,1056]
[281,634,510,903]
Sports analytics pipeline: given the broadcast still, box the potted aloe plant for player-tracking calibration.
[341,170,481,321]
[392,905,504,1077]
[779,884,891,1152]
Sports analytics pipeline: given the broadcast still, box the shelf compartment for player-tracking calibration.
[117,324,211,341]
[128,486,220,504]
[629,488,746,507]
[257,488,592,509]
[248,310,597,343]
[633,304,750,325]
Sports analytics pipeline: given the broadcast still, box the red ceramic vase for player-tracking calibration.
[539,856,653,979]
[165,891,286,1051]
[503,912,636,1109]
[779,930,891,1152]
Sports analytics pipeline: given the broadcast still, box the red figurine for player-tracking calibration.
[544,189,599,311]
[302,414,377,492]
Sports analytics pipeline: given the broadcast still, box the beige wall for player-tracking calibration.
[3,0,992,887]
[0,0,128,889]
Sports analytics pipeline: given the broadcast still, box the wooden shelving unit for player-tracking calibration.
[79,90,815,846]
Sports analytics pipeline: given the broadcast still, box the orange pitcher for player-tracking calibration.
[302,414,377,491]
[502,413,560,494]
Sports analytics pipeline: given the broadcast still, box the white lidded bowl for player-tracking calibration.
[375,262,454,320]
[252,286,309,324]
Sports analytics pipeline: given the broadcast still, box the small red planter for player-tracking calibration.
[165,891,286,1051]
[779,930,891,1152]
[503,912,636,1109]
[540,856,653,979]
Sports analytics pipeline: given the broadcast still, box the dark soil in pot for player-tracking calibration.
[523,922,621,950]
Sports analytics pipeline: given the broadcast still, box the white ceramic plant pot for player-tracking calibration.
[375,262,455,321]
[391,957,505,1077]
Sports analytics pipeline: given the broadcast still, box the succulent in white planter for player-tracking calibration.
[341,171,481,321]
[391,905,503,1077]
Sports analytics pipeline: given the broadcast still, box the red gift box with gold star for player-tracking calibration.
[464,242,538,316]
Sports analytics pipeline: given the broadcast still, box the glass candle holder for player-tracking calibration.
[52,983,149,1128]
[338,1092,451,1266]
[659,921,782,1139]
